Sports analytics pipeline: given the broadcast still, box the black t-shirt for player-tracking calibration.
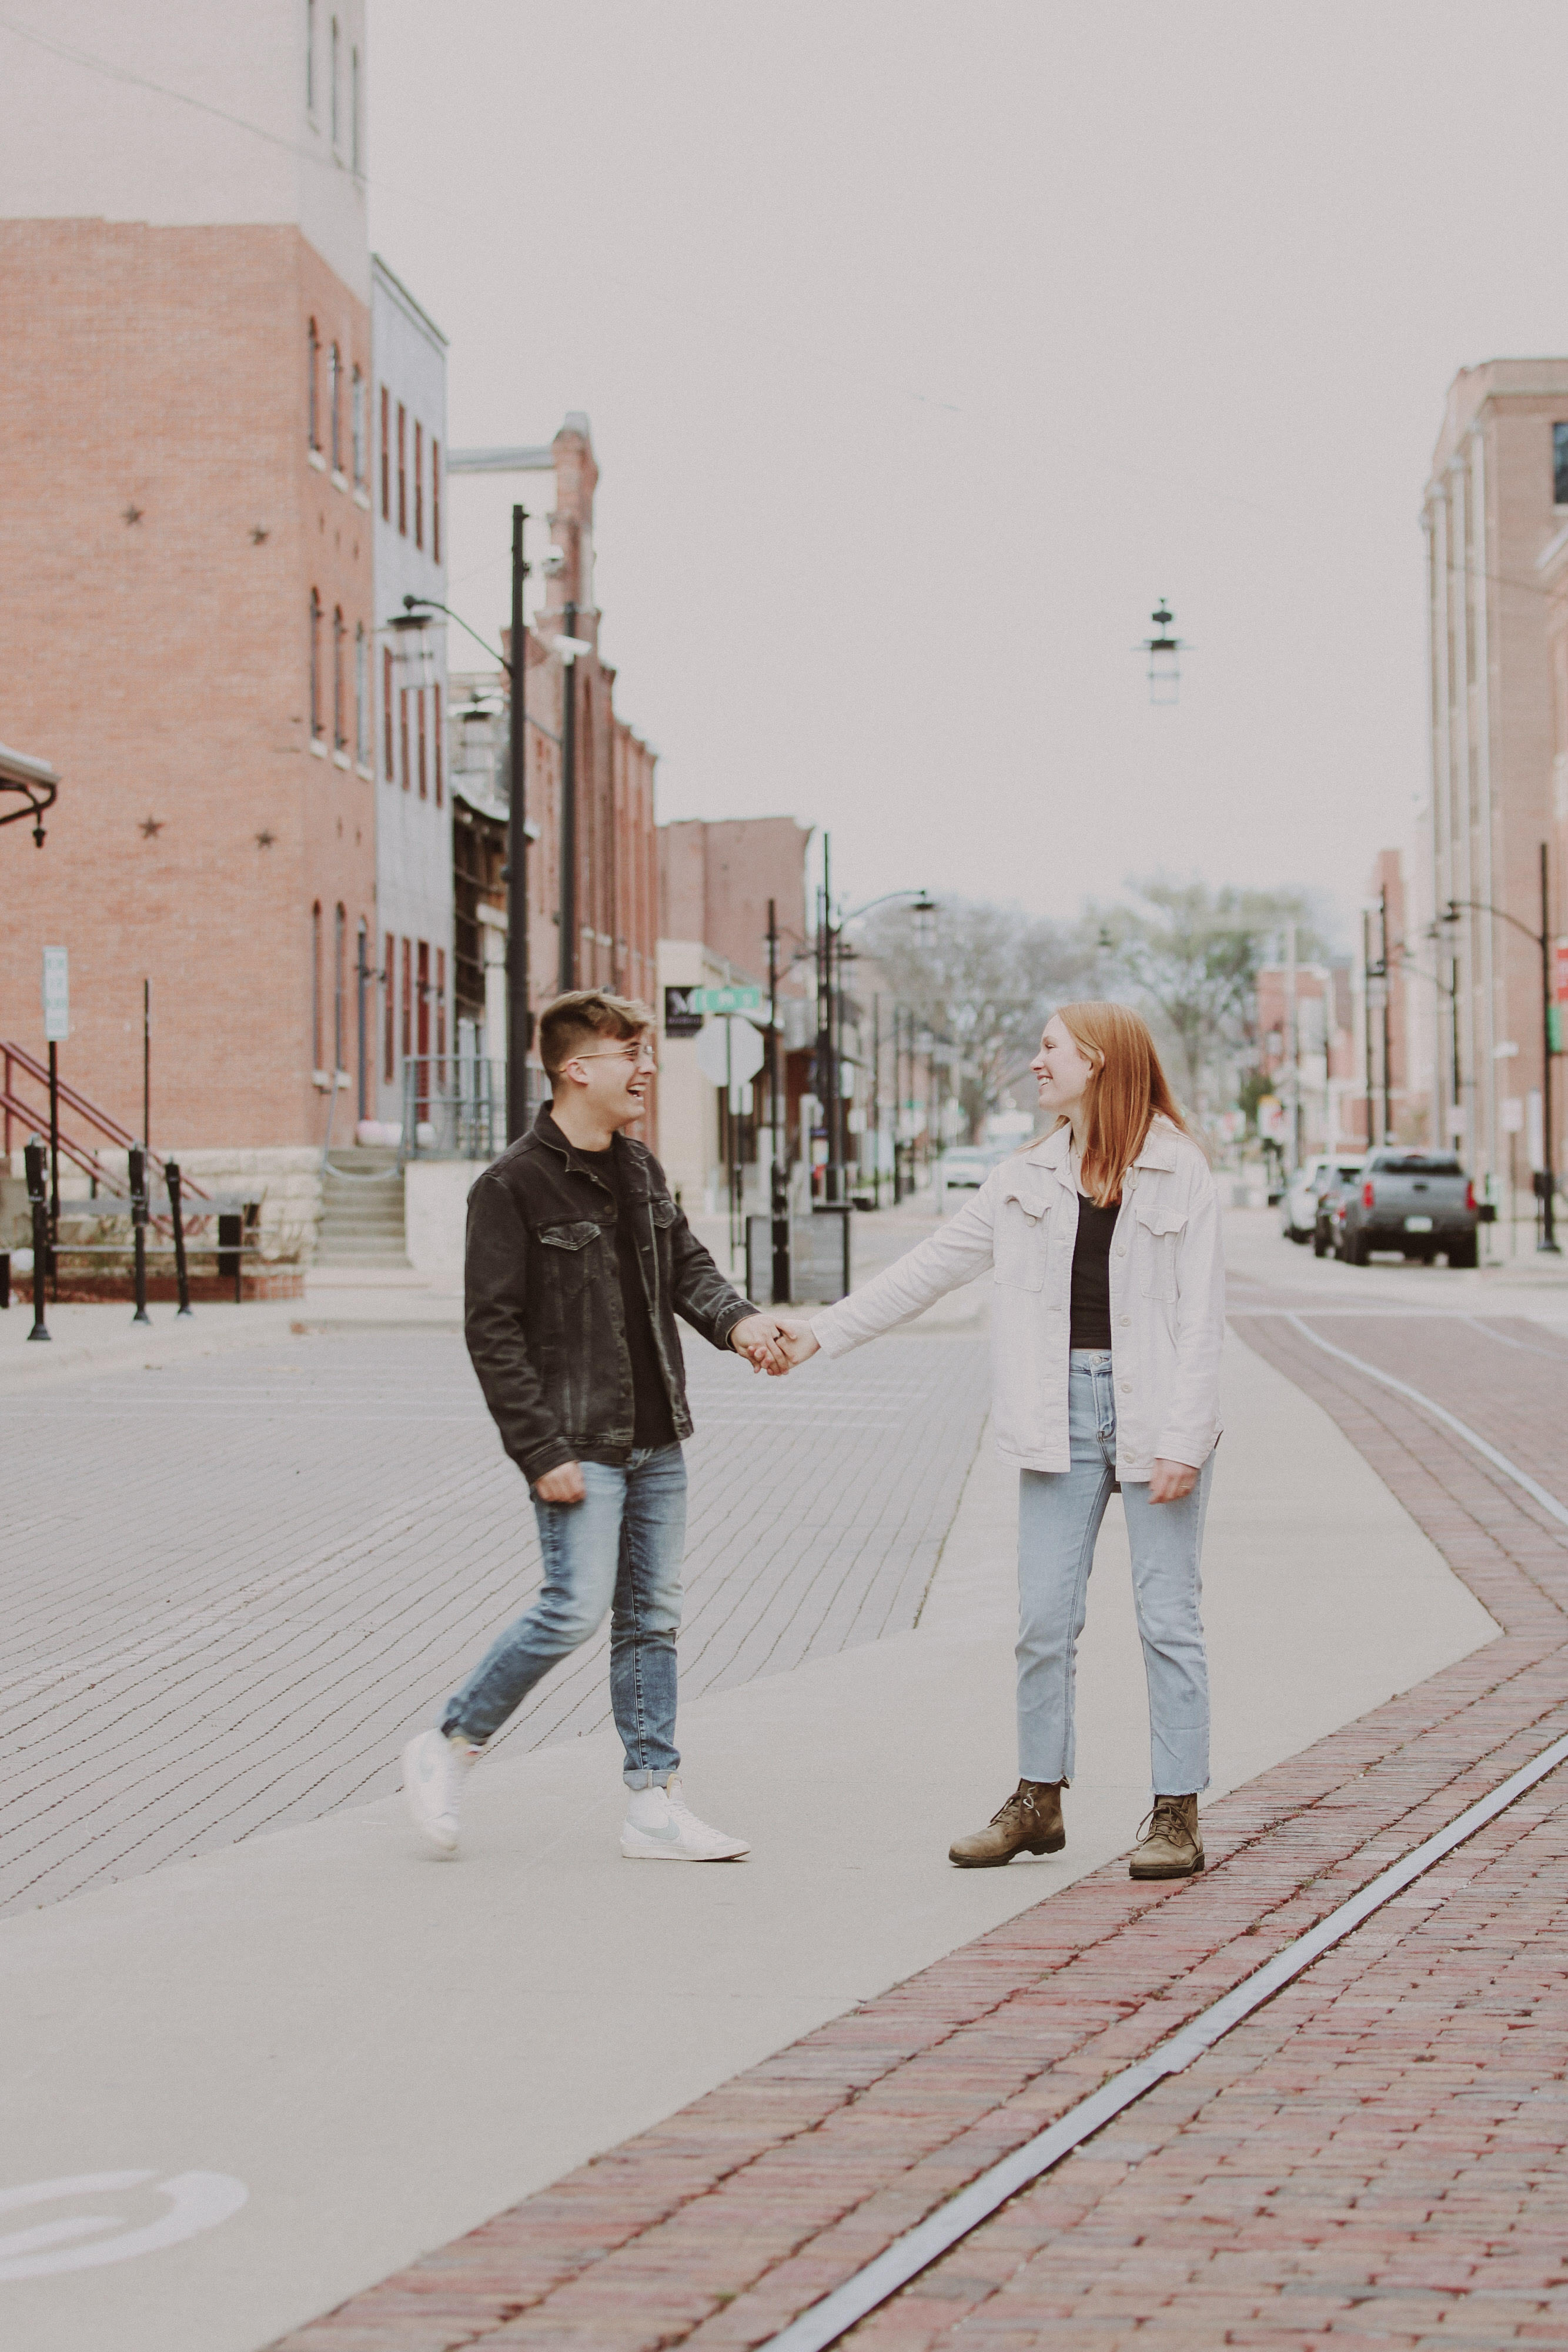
[1069,1193,1120,1351]
[580,1146,678,1451]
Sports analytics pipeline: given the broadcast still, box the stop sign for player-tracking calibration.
[694,1015,765,1087]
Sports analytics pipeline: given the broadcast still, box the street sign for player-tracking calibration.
[663,985,704,1038]
[695,1015,765,1088]
[41,945,69,1042]
[1555,939,1568,1003]
[688,985,763,1015]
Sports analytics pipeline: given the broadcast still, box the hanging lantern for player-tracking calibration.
[1137,599,1188,706]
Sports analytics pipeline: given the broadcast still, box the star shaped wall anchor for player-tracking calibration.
[139,814,163,838]
[250,526,270,544]
[255,828,276,848]
[123,504,144,525]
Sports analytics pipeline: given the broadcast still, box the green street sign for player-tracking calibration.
[689,985,763,1014]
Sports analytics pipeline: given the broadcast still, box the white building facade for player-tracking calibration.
[370,254,452,1135]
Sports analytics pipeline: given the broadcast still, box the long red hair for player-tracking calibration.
[1051,1001,1193,1207]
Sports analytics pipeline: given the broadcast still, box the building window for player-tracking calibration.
[351,45,361,172]
[379,385,390,516]
[432,440,441,564]
[307,319,320,450]
[399,686,410,789]
[351,367,365,485]
[417,685,427,799]
[330,16,340,149]
[312,901,323,1070]
[355,622,369,764]
[417,940,430,1061]
[414,421,424,550]
[401,938,413,1061]
[309,589,323,739]
[383,644,394,777]
[433,682,443,808]
[333,606,346,749]
[436,946,447,1074]
[1555,423,1568,507]
[397,403,407,534]
[384,930,396,1081]
[334,903,346,1071]
[329,343,342,472]
[306,0,316,113]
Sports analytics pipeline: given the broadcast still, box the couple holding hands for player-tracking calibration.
[404,985,1223,1881]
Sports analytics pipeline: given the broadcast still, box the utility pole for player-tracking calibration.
[506,502,532,1142]
[1284,921,1298,1175]
[558,600,578,994]
[1542,841,1558,1252]
[767,897,790,1303]
[1362,908,1376,1152]
[871,991,882,1208]
[815,837,835,1202]
[1379,884,1393,1146]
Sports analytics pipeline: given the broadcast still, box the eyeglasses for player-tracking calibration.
[570,1043,658,1071]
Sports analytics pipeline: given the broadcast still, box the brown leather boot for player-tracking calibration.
[1129,1793,1203,1879]
[949,1779,1065,1868]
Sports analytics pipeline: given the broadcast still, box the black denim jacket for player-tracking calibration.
[464,1107,759,1484]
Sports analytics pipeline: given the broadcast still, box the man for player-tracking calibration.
[402,990,787,1863]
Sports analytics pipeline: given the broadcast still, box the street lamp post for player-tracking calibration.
[1443,839,1559,1253]
[506,505,532,1140]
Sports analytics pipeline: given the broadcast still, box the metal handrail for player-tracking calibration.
[1,1040,213,1201]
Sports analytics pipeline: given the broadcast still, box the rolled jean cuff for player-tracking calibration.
[623,1765,676,1791]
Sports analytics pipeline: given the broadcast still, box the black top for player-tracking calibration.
[1069,1193,1120,1351]
[579,1144,678,1451]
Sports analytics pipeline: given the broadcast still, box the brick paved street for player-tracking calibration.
[266,1222,1568,2352]
[1,1314,987,1916]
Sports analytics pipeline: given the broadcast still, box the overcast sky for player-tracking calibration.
[369,1,1568,939]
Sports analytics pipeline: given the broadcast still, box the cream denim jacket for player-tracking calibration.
[812,1117,1224,1479]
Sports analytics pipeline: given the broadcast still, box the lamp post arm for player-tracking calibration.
[1442,896,1543,950]
[839,887,935,926]
[398,594,511,675]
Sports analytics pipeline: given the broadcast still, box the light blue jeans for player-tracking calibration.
[1017,1351,1213,1795]
[443,1445,686,1787]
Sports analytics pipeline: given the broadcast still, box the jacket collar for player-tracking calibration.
[530,1105,651,1197]
[1016,1114,1181,1188]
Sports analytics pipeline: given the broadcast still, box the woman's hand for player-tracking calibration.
[1148,1457,1198,1505]
[768,1317,821,1374]
[730,1314,791,1374]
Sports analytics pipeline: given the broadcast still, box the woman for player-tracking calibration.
[779,1003,1224,1879]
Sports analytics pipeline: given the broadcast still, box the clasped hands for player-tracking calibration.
[729,1314,819,1377]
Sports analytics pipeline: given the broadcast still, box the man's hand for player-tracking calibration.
[768,1317,820,1373]
[534,1460,587,1505]
[730,1314,791,1374]
[1148,1458,1198,1505]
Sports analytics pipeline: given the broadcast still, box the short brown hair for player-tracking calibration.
[1051,1001,1196,1206]
[539,989,656,1079]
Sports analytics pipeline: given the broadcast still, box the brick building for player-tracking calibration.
[0,0,375,1152]
[1419,360,1568,1192]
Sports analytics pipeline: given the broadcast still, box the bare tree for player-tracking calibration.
[858,898,1089,1136]
[1096,877,1323,1113]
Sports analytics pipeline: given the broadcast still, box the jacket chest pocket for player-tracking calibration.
[993,1195,1050,1290]
[1134,1204,1186,1300]
[536,1220,607,1289]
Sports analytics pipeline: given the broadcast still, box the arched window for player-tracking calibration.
[329,343,342,473]
[309,589,323,740]
[306,0,316,113]
[312,901,323,1071]
[351,366,365,485]
[307,319,320,451]
[333,605,346,750]
[351,45,361,173]
[355,622,369,766]
[382,643,394,777]
[333,903,346,1074]
[330,16,340,149]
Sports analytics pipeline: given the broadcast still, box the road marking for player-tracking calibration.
[762,1726,1568,2351]
[1281,1313,1568,1530]
[0,2170,247,2282]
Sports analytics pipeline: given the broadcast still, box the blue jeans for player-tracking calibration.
[1016,1351,1213,1795]
[442,1445,687,1788]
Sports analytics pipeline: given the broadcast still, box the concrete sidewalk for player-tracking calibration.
[0,1329,1493,2351]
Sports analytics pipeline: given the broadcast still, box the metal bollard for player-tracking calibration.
[129,1143,152,1325]
[165,1160,193,1317]
[24,1136,51,1342]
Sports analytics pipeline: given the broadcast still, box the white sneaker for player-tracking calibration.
[620,1776,750,1862]
[402,1728,477,1856]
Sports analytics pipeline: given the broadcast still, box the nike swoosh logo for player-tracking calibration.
[633,1819,682,1840]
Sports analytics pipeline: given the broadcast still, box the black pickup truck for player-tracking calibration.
[1335,1149,1478,1268]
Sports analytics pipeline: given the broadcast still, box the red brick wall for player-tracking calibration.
[0,220,374,1148]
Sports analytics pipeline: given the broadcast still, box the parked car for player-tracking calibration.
[1281,1154,1360,1244]
[1335,1149,1478,1268]
[934,1145,1005,1210]
[1313,1160,1365,1257]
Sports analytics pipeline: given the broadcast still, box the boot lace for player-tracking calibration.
[1136,1796,1195,1852]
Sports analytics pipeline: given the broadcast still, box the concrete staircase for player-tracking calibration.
[316,1148,409,1267]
